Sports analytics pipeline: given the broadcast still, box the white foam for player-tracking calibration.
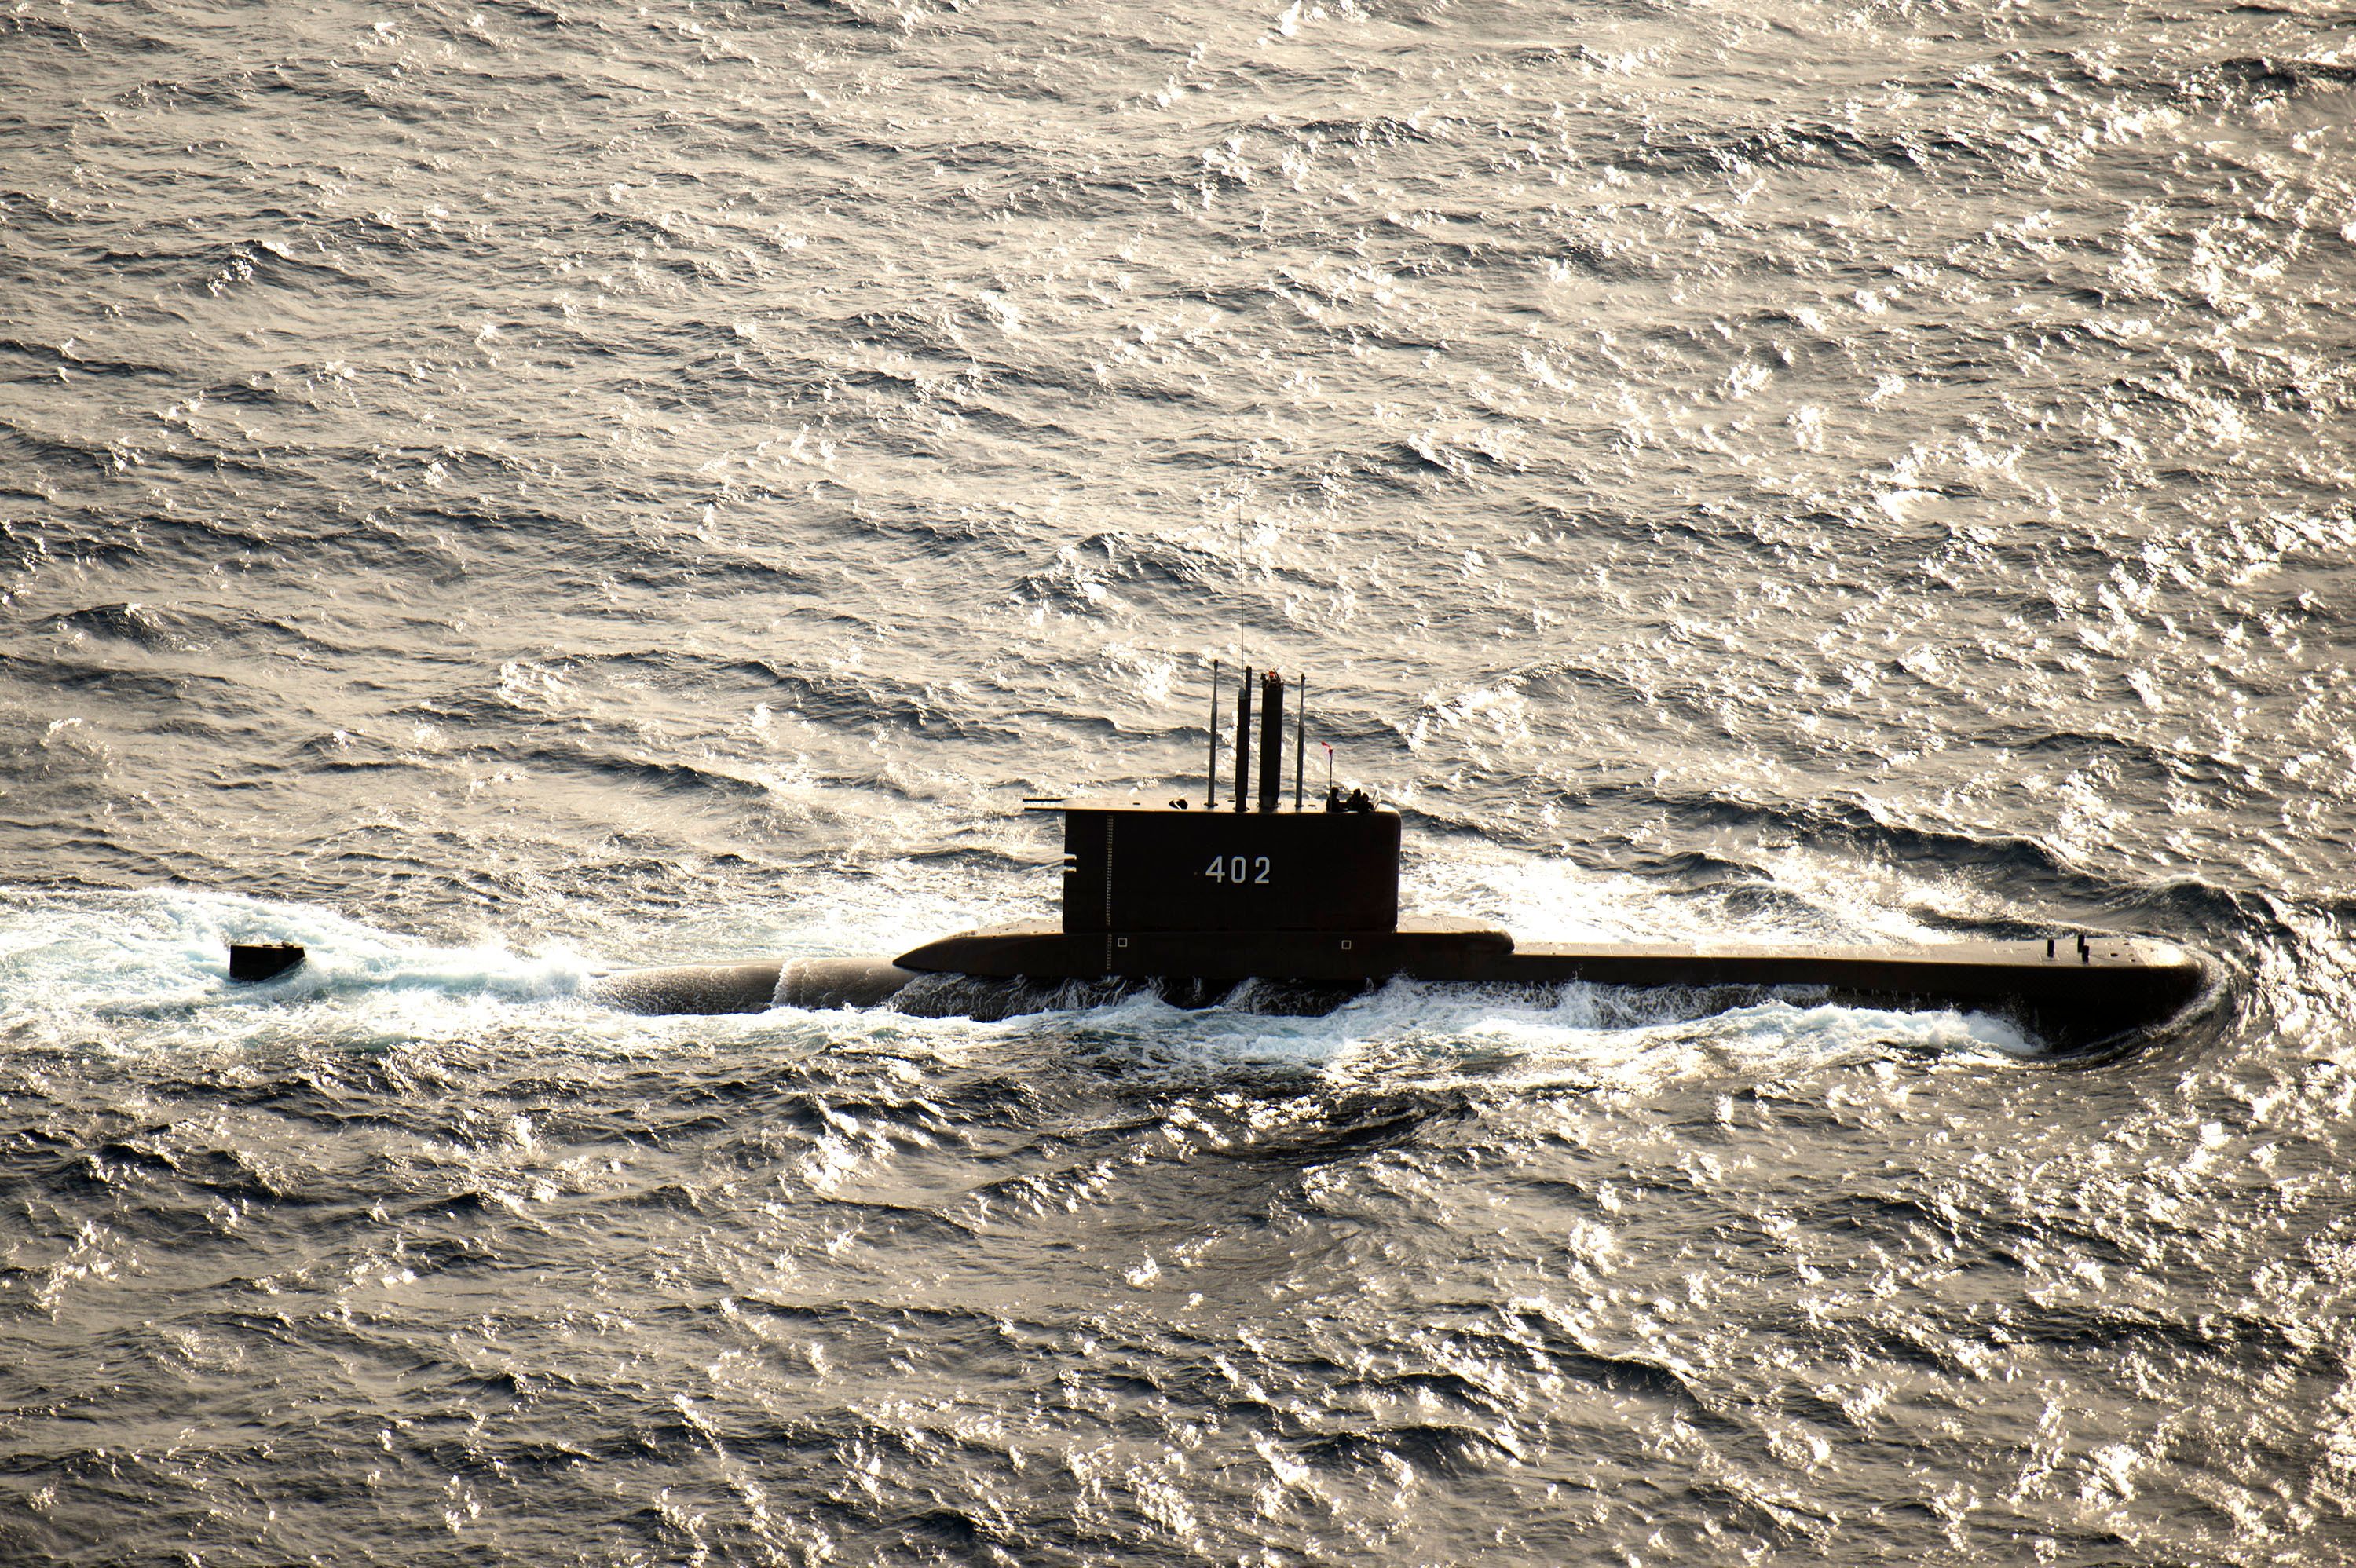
[0,884,2040,1078]
[814,972,2038,1091]
[0,886,597,1053]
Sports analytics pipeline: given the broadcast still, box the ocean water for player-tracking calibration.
[3,0,2354,1560]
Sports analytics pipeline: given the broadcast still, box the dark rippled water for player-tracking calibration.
[5,0,2355,1561]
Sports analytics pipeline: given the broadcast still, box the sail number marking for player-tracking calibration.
[1203,854,1271,886]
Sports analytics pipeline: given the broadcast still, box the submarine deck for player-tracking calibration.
[591,924,2204,1047]
[882,920,2203,1043]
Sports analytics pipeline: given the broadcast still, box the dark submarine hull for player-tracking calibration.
[591,672,2206,1049]
[592,922,2206,1050]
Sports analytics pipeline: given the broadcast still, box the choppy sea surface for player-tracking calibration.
[4,0,2355,1561]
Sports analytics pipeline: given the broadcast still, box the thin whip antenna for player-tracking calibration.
[1234,513,1247,698]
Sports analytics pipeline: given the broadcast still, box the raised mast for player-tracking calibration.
[1293,674,1306,811]
[1257,670,1284,813]
[1233,665,1253,813]
[1205,660,1220,809]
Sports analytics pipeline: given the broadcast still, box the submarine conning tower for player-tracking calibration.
[1061,667,1398,935]
[893,666,1513,984]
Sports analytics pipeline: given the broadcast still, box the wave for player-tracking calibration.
[0,883,2088,1076]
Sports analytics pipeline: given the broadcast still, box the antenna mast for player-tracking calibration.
[1233,666,1253,813]
[1293,674,1306,811]
[1205,660,1220,808]
[1257,669,1284,814]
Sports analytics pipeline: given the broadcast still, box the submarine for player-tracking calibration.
[582,668,2207,1050]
